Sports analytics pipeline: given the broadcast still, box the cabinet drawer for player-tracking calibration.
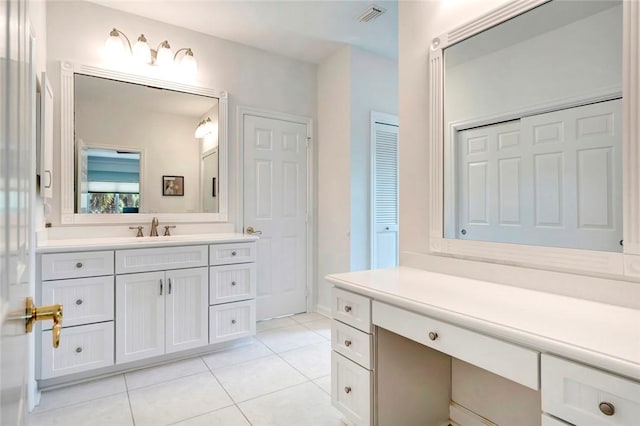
[332,287,371,333]
[542,414,571,426]
[40,322,114,379]
[41,276,114,328]
[210,263,256,305]
[209,242,256,265]
[373,301,540,390]
[332,351,371,426]
[542,354,640,426]
[332,320,372,369]
[209,300,256,344]
[116,245,207,274]
[41,251,114,280]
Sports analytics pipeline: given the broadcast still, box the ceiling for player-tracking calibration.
[86,0,399,64]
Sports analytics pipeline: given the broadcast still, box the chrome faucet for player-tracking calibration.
[150,217,159,236]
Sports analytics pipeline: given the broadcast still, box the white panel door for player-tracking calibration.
[164,267,208,354]
[457,99,622,252]
[115,271,165,363]
[243,114,308,320]
[371,121,399,269]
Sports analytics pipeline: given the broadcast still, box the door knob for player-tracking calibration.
[245,226,262,235]
[9,297,63,348]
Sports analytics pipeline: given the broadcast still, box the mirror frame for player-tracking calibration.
[60,61,228,224]
[428,0,640,278]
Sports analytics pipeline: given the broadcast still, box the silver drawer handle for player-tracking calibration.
[344,340,352,347]
[231,281,236,286]
[344,305,352,313]
[428,332,438,341]
[344,386,352,394]
[231,251,237,256]
[76,262,83,268]
[231,319,237,325]
[599,402,615,416]
[75,299,83,305]
[75,347,83,353]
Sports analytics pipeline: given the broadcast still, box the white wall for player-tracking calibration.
[46,0,316,228]
[316,46,398,311]
[75,101,200,213]
[398,0,640,310]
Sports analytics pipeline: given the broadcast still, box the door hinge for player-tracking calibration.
[306,137,311,148]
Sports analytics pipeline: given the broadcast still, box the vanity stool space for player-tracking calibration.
[327,267,640,426]
[36,235,257,386]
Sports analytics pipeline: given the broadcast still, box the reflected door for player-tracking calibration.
[243,115,308,320]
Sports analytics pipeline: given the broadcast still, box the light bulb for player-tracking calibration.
[178,48,197,79]
[156,40,173,68]
[133,34,152,64]
[104,28,126,62]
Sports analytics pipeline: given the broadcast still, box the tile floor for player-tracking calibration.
[27,313,344,426]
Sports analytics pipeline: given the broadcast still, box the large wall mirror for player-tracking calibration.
[429,0,640,277]
[60,62,228,224]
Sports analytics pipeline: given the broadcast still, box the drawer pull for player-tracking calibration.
[428,331,438,341]
[231,281,237,286]
[599,402,615,416]
[231,319,237,325]
[344,305,352,313]
[75,299,83,305]
[75,347,83,353]
[344,386,352,394]
[231,251,237,256]
[344,339,352,347]
[76,262,83,268]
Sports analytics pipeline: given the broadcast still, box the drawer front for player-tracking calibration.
[209,300,256,344]
[116,245,207,274]
[332,351,371,426]
[373,301,540,390]
[210,263,256,305]
[209,242,256,265]
[332,287,371,333]
[42,251,114,280]
[542,414,571,426]
[542,354,640,426]
[332,320,372,369]
[40,322,114,379]
[41,276,114,328]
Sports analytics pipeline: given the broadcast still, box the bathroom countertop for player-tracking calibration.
[327,266,640,382]
[36,233,258,253]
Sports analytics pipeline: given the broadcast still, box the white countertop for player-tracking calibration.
[326,266,640,382]
[36,233,258,253]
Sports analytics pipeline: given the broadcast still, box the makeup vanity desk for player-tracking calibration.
[326,267,640,426]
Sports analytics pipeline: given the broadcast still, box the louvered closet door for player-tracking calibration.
[372,122,399,268]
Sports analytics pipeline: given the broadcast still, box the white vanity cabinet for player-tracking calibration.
[115,246,209,364]
[330,288,373,425]
[208,242,257,343]
[40,251,115,379]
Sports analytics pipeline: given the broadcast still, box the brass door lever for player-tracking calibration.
[9,297,63,348]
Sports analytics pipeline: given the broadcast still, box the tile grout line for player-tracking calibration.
[123,374,137,426]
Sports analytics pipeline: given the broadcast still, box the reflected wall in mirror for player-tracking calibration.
[443,0,623,252]
[73,73,220,214]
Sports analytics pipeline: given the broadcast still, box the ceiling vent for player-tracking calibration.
[358,5,386,23]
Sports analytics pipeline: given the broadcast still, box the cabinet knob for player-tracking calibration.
[231,281,236,286]
[75,347,83,353]
[428,332,438,341]
[344,386,352,394]
[599,402,615,416]
[344,339,352,347]
[231,251,237,256]
[75,299,83,305]
[344,305,352,313]
[75,262,83,268]
[231,319,237,325]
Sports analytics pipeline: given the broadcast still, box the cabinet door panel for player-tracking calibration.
[165,267,209,354]
[116,271,165,364]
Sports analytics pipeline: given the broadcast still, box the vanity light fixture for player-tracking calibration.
[104,28,197,78]
[195,117,215,138]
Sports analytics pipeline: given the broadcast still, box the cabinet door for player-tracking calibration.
[116,271,165,364]
[165,267,209,354]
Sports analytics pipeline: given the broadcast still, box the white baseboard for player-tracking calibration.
[315,304,331,318]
